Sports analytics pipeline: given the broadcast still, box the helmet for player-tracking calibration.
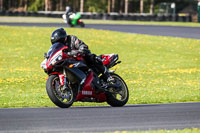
[51,28,67,44]
[66,6,71,12]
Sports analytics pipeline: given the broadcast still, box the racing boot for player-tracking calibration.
[103,68,115,84]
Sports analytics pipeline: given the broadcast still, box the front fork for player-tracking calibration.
[51,68,87,96]
[50,69,72,100]
[58,74,65,86]
[50,69,67,88]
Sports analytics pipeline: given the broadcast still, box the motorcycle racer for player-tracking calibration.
[63,6,74,24]
[41,28,129,108]
[50,28,114,84]
[62,6,85,27]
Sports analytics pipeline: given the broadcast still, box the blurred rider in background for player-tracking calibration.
[63,6,75,25]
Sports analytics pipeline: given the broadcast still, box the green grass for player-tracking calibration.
[0,16,64,23]
[108,128,200,133]
[1,16,200,27]
[0,26,199,108]
[84,19,200,27]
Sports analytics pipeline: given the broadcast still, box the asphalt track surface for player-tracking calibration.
[0,22,200,132]
[0,22,200,39]
[0,103,200,132]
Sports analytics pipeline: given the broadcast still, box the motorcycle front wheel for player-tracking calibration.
[106,73,129,107]
[46,75,74,108]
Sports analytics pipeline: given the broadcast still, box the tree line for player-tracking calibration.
[0,0,198,14]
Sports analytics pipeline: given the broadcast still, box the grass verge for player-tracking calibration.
[0,26,199,108]
[84,19,200,27]
[0,16,200,27]
[108,128,200,133]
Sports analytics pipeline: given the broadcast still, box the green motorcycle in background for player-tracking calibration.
[63,12,85,27]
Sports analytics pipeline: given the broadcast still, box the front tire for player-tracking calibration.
[106,73,129,107]
[46,75,74,108]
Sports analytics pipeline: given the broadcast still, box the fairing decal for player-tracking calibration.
[76,72,107,102]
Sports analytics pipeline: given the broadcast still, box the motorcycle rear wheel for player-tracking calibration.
[46,75,74,108]
[79,22,85,27]
[106,73,129,107]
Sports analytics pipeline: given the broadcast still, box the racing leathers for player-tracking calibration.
[64,35,112,82]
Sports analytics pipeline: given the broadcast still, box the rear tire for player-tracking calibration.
[46,75,74,108]
[69,24,74,27]
[79,22,85,27]
[106,73,129,107]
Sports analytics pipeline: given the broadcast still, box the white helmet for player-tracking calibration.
[66,6,71,12]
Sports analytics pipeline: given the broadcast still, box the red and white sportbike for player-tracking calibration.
[41,43,129,108]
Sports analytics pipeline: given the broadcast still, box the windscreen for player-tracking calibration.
[47,43,65,59]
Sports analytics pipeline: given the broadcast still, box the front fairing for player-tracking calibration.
[46,43,68,69]
[47,43,65,59]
